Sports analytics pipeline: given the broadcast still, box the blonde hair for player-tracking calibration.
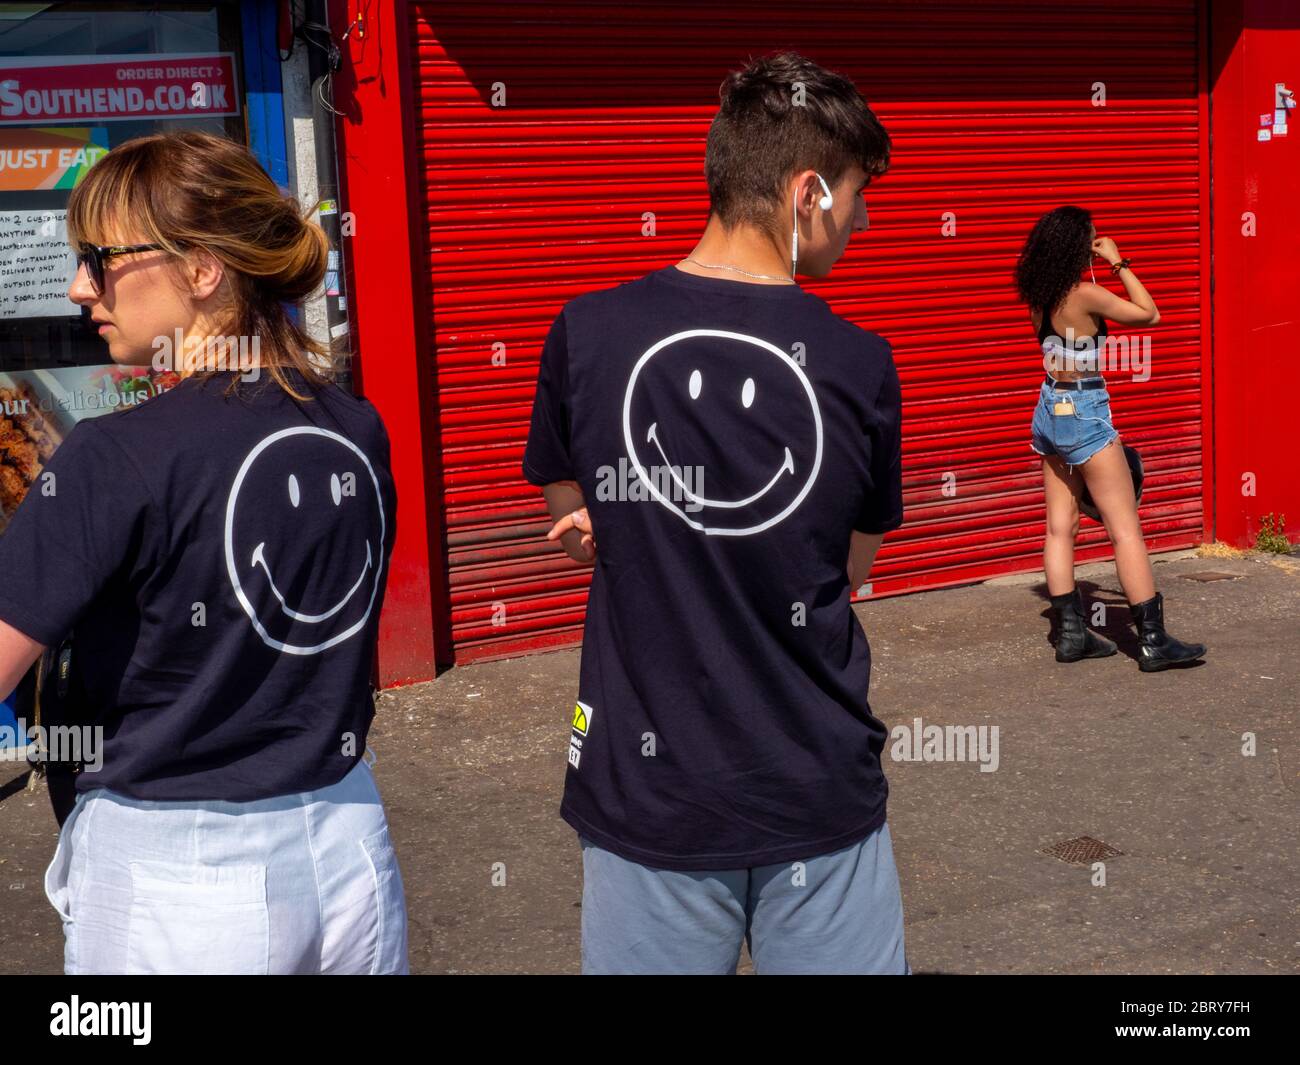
[65,129,334,400]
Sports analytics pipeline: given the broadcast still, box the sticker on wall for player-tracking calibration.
[325,249,341,295]
[1258,128,1272,141]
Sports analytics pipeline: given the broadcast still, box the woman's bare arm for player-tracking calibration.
[1081,237,1159,326]
[0,618,44,700]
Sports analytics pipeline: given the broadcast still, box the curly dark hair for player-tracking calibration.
[1014,206,1094,317]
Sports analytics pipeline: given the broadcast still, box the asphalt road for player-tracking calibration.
[2,548,1295,974]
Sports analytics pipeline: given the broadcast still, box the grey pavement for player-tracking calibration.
[1,548,1296,974]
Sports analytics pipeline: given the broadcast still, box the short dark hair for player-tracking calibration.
[704,51,891,236]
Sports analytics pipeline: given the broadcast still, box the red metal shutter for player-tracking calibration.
[409,0,1208,664]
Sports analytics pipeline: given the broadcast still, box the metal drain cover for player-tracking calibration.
[1043,836,1123,864]
[1179,571,1243,582]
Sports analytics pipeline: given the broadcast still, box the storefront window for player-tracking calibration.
[0,1,246,743]
[0,1,243,511]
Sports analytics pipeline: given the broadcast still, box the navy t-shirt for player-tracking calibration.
[523,264,904,870]
[0,369,396,801]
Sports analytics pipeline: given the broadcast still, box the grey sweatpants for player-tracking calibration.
[579,821,910,974]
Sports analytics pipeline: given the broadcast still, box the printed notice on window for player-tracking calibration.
[0,209,78,319]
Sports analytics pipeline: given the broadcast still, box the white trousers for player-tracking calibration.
[44,758,408,974]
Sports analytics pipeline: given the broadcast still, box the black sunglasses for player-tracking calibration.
[76,242,165,294]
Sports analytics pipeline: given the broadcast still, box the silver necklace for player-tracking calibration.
[680,257,796,284]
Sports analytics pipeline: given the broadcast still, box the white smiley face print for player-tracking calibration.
[224,427,385,655]
[621,329,823,536]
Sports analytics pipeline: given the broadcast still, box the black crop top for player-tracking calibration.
[1037,305,1109,348]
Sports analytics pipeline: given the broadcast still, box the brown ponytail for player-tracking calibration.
[65,129,338,400]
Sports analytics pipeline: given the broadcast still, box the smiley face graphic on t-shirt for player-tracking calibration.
[224,427,385,655]
[621,329,823,536]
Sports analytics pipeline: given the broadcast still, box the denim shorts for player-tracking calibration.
[578,822,910,975]
[1029,378,1119,469]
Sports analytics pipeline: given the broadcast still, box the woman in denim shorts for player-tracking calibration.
[1015,206,1205,671]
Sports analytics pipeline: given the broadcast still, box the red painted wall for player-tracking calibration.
[330,0,448,685]
[332,0,1295,685]
[1210,0,1300,546]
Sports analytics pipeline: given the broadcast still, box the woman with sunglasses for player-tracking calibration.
[1014,205,1205,671]
[0,130,407,973]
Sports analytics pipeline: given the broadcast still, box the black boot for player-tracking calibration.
[1049,587,1117,662]
[1129,591,1206,671]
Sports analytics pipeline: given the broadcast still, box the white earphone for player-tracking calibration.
[815,173,834,210]
[791,173,834,277]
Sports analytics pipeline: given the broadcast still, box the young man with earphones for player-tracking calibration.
[523,51,905,974]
